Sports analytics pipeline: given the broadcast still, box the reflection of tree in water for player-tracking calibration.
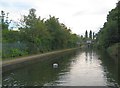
[89,50,93,64]
[96,50,119,87]
[85,49,93,64]
[85,51,88,63]
[2,50,78,86]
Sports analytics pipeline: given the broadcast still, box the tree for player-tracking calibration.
[2,30,20,43]
[95,1,119,48]
[20,8,51,53]
[2,8,81,58]
[93,32,95,39]
[85,30,88,39]
[1,10,9,30]
[89,30,92,39]
[45,16,73,49]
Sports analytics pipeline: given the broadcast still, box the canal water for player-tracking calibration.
[2,49,119,87]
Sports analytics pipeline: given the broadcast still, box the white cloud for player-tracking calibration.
[0,0,118,35]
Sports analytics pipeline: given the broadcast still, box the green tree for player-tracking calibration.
[89,30,92,39]
[2,30,20,43]
[93,32,95,39]
[3,8,81,58]
[1,10,9,30]
[45,16,71,49]
[85,30,88,39]
[20,8,51,53]
[95,1,119,48]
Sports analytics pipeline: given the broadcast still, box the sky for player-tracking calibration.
[0,0,118,35]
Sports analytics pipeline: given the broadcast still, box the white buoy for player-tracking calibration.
[53,63,58,68]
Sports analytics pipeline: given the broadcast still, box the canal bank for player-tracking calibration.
[107,43,119,61]
[2,47,80,73]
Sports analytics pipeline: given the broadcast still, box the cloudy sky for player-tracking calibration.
[0,0,118,35]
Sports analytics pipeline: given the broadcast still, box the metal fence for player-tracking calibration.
[2,42,27,58]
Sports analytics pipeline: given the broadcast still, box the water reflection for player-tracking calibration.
[96,50,119,87]
[85,50,93,64]
[85,51,88,62]
[2,49,119,87]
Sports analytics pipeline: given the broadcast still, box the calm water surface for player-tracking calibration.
[2,49,119,87]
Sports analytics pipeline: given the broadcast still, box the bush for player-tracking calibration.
[2,48,28,59]
[10,48,28,57]
[107,43,119,60]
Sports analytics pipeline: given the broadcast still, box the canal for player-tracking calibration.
[2,49,119,87]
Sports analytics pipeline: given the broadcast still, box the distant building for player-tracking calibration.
[86,40,92,44]
[85,39,92,48]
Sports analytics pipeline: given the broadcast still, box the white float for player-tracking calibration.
[53,63,58,68]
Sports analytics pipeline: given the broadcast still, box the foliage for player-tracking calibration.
[2,48,28,58]
[19,9,51,53]
[89,30,92,39]
[107,43,120,59]
[10,48,28,57]
[93,32,95,39]
[1,10,9,30]
[95,1,120,48]
[3,43,27,58]
[2,8,81,59]
[85,30,88,39]
[2,30,20,43]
